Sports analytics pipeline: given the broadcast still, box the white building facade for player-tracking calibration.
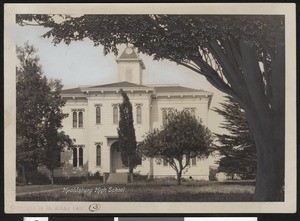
[60,46,213,180]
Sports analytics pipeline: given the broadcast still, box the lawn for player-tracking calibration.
[16,180,255,202]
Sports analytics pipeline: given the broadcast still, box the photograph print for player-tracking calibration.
[4,3,296,213]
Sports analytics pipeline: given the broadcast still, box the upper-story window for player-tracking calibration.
[96,106,101,124]
[184,108,196,117]
[191,109,196,117]
[72,109,85,128]
[162,108,174,126]
[78,111,83,128]
[136,105,142,124]
[162,110,167,126]
[189,157,197,166]
[163,159,169,167]
[113,105,119,124]
[72,112,77,128]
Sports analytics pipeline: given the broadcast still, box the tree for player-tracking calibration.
[17,14,285,201]
[118,89,139,182]
[43,79,73,184]
[139,110,213,185]
[16,43,52,184]
[16,43,72,184]
[213,96,256,180]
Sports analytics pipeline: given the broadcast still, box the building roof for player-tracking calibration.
[90,81,149,88]
[61,83,209,96]
[116,45,146,69]
[154,85,206,93]
[118,47,140,60]
[61,87,82,94]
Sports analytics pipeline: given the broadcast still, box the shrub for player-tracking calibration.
[27,170,50,185]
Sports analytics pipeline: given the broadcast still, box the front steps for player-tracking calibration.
[106,172,128,184]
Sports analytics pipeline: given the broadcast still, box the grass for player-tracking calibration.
[16,180,255,202]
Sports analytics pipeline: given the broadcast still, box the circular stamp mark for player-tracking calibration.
[89,203,101,212]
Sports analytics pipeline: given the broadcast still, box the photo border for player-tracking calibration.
[4,3,297,214]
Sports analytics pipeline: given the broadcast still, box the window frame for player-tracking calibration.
[96,145,101,166]
[78,147,83,167]
[113,105,119,124]
[191,157,197,166]
[136,105,142,124]
[163,159,168,167]
[72,147,78,167]
[72,111,77,128]
[96,106,101,124]
[78,111,83,128]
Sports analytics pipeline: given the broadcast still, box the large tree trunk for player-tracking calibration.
[247,116,284,201]
[240,42,285,201]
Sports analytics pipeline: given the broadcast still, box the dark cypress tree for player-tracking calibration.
[213,96,257,179]
[118,89,139,182]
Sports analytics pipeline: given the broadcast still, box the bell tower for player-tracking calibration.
[116,45,145,85]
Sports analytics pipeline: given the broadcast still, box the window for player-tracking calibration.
[96,145,101,166]
[162,109,174,126]
[78,147,83,167]
[136,106,142,124]
[162,110,168,126]
[113,106,119,124]
[184,108,196,117]
[78,111,83,128]
[96,106,101,124]
[73,112,77,128]
[191,109,195,117]
[73,148,77,167]
[191,157,197,166]
[163,159,168,166]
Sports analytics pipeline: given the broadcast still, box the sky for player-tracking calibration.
[8,23,227,135]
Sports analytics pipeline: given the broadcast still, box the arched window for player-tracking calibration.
[191,109,196,117]
[96,106,101,124]
[96,145,101,166]
[73,112,77,128]
[78,111,83,128]
[78,147,83,167]
[136,106,142,124]
[163,159,168,166]
[73,148,77,167]
[162,110,167,126]
[168,109,173,117]
[113,106,118,124]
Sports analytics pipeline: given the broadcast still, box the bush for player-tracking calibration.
[209,166,218,181]
[87,171,103,182]
[53,176,85,185]
[133,173,148,182]
[27,170,50,185]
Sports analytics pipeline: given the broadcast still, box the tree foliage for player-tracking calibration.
[213,96,256,179]
[118,89,139,182]
[139,110,213,185]
[16,43,72,184]
[16,14,285,200]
